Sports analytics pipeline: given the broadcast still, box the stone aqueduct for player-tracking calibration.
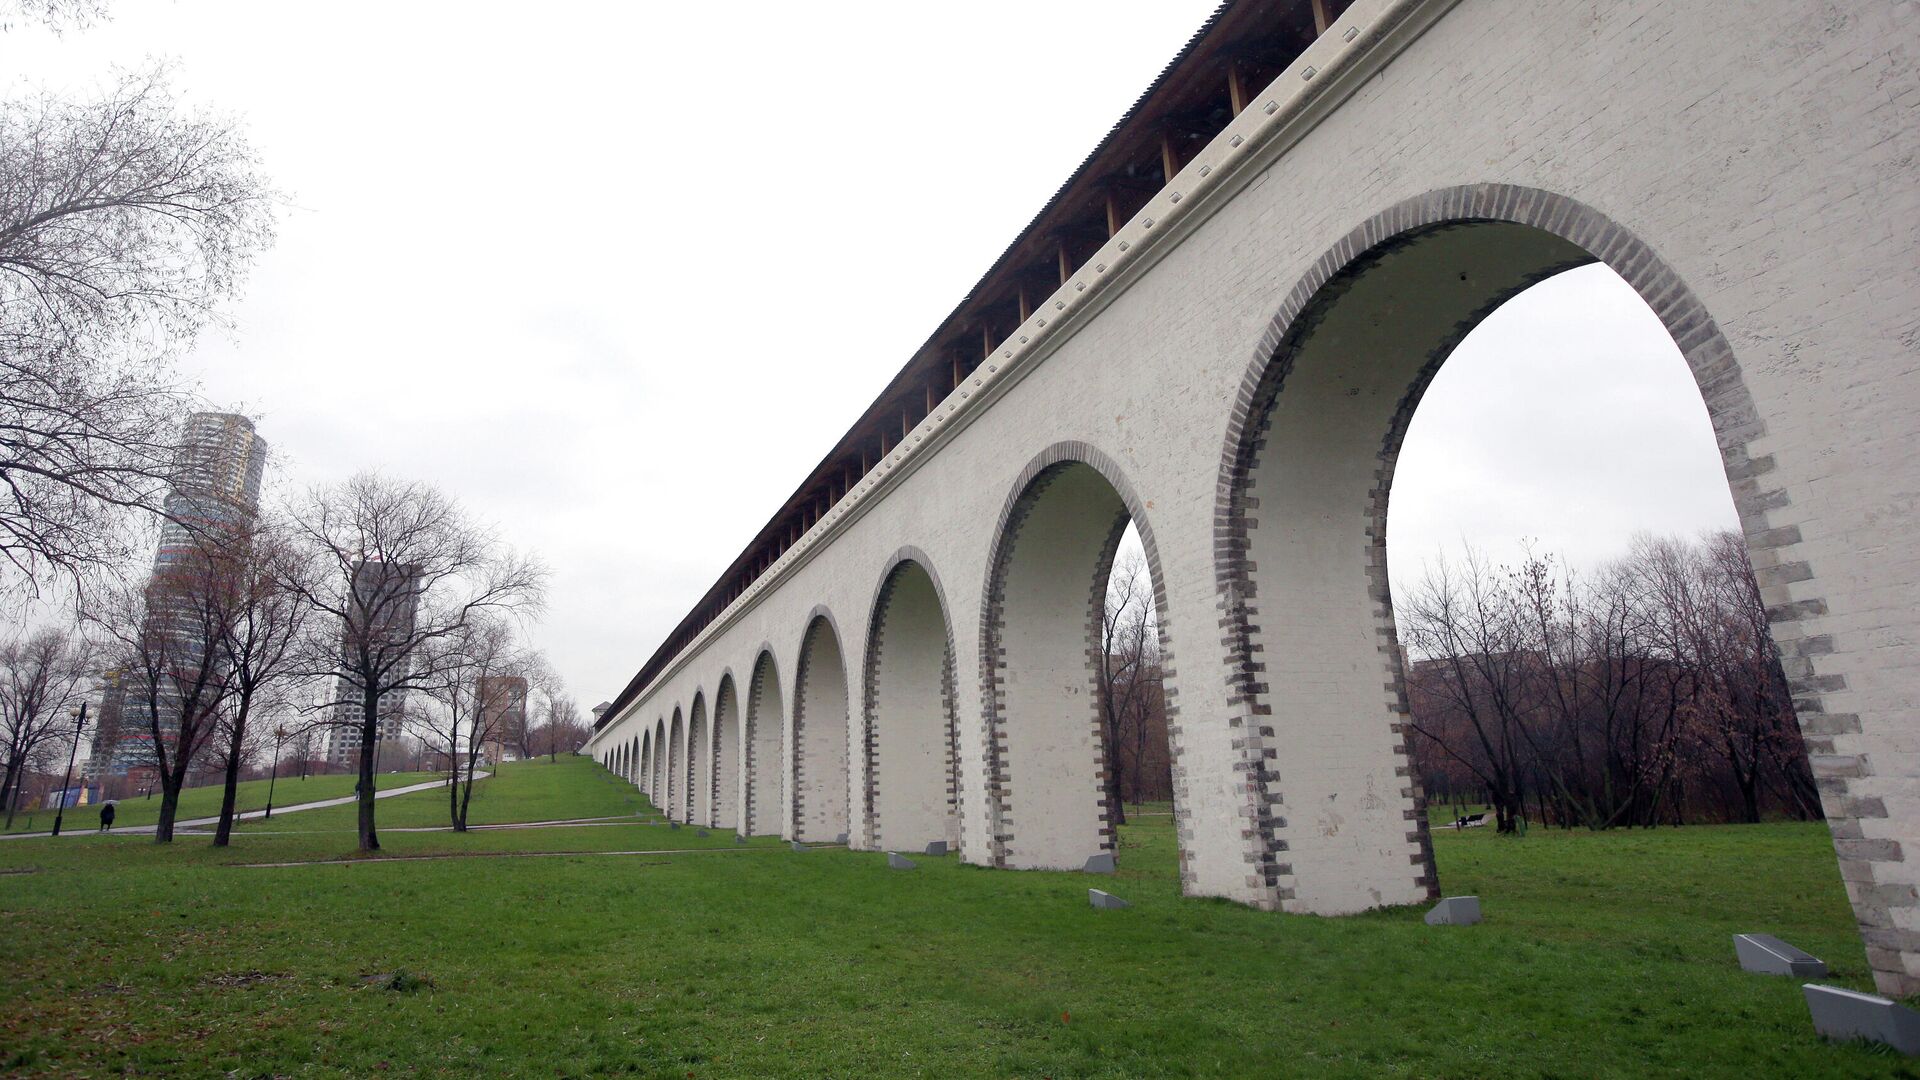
[587,0,1920,994]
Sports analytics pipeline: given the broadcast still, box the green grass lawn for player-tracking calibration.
[0,759,1909,1077]
[1,770,440,834]
[232,755,658,832]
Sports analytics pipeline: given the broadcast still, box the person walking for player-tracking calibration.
[98,802,115,833]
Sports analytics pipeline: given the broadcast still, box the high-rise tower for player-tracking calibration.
[92,412,269,784]
[324,559,423,771]
[154,412,270,568]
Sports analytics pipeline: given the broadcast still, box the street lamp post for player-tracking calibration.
[50,702,86,837]
[264,726,286,820]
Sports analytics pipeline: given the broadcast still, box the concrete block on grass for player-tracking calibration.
[1734,934,1827,977]
[668,821,680,831]
[1088,889,1129,910]
[734,835,746,845]
[790,841,809,853]
[1424,896,1481,926]
[696,829,709,838]
[924,841,948,857]
[1803,984,1920,1055]
[836,832,849,845]
[1083,853,1116,874]
[887,852,916,870]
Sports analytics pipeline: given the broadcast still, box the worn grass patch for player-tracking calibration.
[0,760,1908,1077]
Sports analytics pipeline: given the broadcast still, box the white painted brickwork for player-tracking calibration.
[591,0,1920,993]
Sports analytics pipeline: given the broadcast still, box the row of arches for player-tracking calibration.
[601,555,969,855]
[591,185,1894,986]
[599,205,1786,880]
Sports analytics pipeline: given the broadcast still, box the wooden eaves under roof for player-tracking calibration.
[600,0,1356,728]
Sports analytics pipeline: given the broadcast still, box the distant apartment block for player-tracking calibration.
[479,674,528,764]
[323,559,422,771]
[91,413,269,779]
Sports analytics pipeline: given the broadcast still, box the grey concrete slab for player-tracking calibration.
[1083,853,1116,874]
[1424,896,1482,926]
[836,832,849,845]
[1088,888,1129,910]
[790,841,809,852]
[696,829,709,838]
[887,852,916,870]
[924,840,949,857]
[1735,933,1827,977]
[1803,984,1920,1055]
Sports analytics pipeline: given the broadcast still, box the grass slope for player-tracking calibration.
[2,770,439,834]
[0,759,1908,1078]
[232,755,654,832]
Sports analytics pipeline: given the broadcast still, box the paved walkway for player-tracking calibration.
[1,773,487,840]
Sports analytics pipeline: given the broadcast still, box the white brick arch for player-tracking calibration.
[710,671,741,830]
[639,729,652,799]
[861,550,960,854]
[685,691,708,823]
[1211,186,1872,922]
[650,718,666,804]
[979,444,1180,872]
[741,647,786,837]
[791,610,852,843]
[665,708,683,822]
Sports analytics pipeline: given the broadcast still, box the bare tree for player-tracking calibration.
[0,66,275,592]
[1628,532,1811,824]
[537,694,585,762]
[519,652,562,761]
[1,0,111,31]
[287,473,546,852]
[94,548,230,841]
[1400,547,1536,834]
[1402,533,1812,832]
[1,0,109,29]
[206,519,317,846]
[286,721,318,780]
[1098,551,1166,824]
[0,626,92,825]
[408,616,523,830]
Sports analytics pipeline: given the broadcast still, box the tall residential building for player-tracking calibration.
[324,559,423,771]
[91,413,269,779]
[77,668,128,789]
[154,412,269,566]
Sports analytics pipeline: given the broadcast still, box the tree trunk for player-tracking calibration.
[0,759,18,828]
[212,738,243,846]
[212,695,253,847]
[356,686,380,852]
[457,756,478,831]
[448,743,462,830]
[154,777,182,843]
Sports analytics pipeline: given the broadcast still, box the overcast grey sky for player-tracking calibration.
[6,2,1737,707]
